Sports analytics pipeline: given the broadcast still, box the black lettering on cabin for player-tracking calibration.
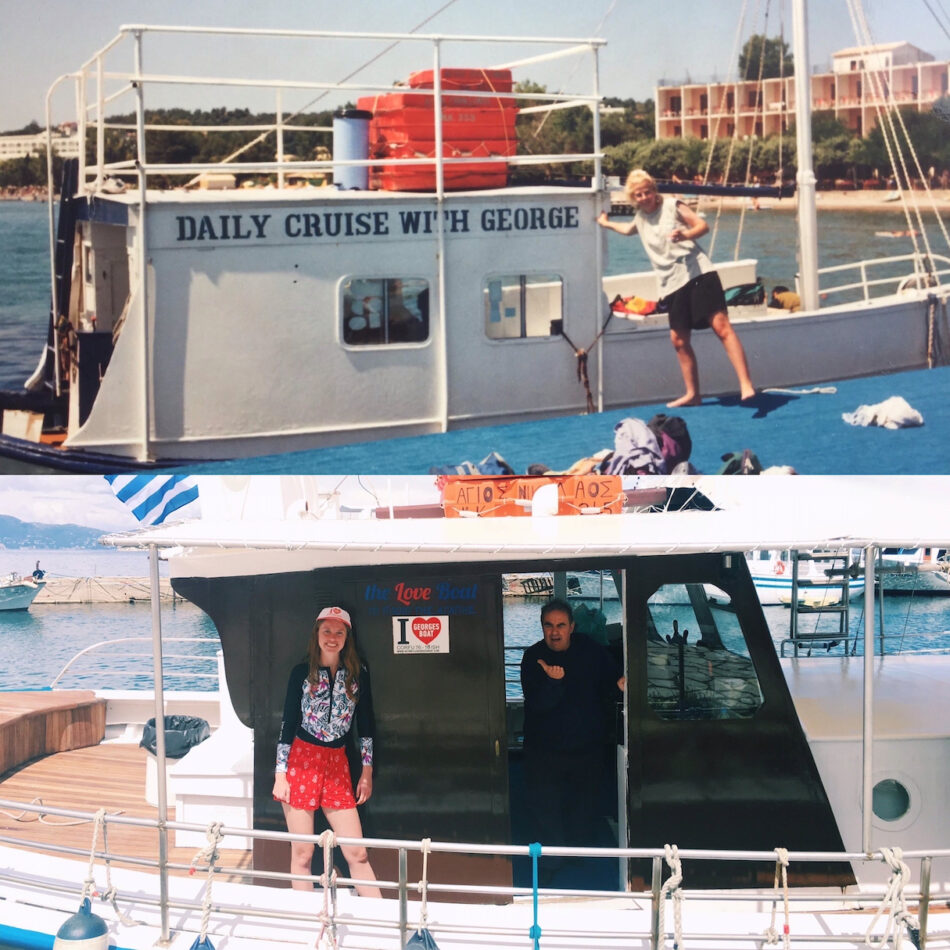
[395,617,411,645]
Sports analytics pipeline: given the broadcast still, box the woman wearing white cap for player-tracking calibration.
[273,606,380,896]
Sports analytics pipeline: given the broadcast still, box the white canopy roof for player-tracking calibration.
[102,476,950,579]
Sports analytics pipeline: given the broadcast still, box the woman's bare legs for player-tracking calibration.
[709,310,756,400]
[667,323,701,408]
[281,802,317,891]
[324,806,382,898]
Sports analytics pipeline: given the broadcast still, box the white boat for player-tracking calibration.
[705,549,866,607]
[878,547,950,595]
[0,7,947,471]
[0,568,46,611]
[2,474,950,949]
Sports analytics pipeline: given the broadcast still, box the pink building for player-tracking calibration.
[656,41,948,140]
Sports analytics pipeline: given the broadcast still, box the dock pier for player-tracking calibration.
[33,577,178,605]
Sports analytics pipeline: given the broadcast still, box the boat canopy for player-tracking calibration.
[102,476,950,576]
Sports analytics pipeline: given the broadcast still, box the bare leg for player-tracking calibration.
[281,803,316,891]
[324,806,382,898]
[667,324,702,407]
[709,311,755,400]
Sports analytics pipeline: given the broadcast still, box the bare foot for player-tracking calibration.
[739,388,757,403]
[667,394,702,408]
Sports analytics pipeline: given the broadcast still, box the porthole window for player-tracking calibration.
[342,277,429,345]
[872,779,911,822]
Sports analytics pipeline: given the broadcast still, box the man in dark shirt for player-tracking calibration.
[520,598,625,875]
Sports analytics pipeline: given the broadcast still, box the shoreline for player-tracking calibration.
[4,186,949,212]
[613,188,950,214]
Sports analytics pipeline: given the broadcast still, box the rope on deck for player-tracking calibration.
[316,829,339,950]
[657,843,684,950]
[865,847,920,950]
[765,847,790,950]
[188,820,224,949]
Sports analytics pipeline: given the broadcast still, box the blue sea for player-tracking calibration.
[2,548,948,697]
[0,198,926,391]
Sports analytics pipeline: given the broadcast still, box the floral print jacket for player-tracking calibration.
[275,662,375,772]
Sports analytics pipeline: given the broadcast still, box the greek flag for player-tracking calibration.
[104,475,201,525]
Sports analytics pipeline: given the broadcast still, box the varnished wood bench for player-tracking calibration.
[0,691,106,777]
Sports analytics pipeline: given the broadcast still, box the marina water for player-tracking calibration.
[3,548,949,696]
[0,198,930,389]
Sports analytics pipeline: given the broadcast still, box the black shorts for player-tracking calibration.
[663,271,727,331]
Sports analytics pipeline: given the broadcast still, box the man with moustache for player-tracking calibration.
[520,598,625,880]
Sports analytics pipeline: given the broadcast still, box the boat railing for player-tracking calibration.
[46,25,606,197]
[48,636,221,690]
[0,796,947,948]
[813,252,950,304]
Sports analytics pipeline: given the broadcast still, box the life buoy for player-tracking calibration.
[775,560,786,575]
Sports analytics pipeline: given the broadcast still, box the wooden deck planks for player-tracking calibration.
[0,743,252,879]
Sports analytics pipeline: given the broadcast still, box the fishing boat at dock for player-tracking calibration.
[2,474,950,949]
[0,10,948,472]
[0,565,46,612]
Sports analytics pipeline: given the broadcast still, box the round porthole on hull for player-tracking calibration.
[872,778,911,823]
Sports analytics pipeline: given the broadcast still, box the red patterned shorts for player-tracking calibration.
[279,739,356,811]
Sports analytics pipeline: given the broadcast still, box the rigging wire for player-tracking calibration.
[845,0,950,269]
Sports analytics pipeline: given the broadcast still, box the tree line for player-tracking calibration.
[3,85,949,191]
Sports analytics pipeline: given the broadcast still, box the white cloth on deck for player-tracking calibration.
[841,395,924,429]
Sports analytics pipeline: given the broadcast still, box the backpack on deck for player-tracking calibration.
[647,414,692,471]
[718,449,763,475]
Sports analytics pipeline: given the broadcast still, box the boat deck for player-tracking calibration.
[188,363,950,476]
[0,742,253,879]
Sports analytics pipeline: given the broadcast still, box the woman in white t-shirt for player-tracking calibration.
[598,168,755,408]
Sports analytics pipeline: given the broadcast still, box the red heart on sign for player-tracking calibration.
[411,617,441,644]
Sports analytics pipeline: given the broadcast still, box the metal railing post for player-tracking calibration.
[133,28,152,462]
[398,847,408,948]
[919,855,931,950]
[276,89,284,190]
[148,544,171,943]
[650,854,663,950]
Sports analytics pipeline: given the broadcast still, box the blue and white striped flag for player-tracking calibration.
[104,475,201,525]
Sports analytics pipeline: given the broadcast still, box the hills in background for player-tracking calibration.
[0,513,103,549]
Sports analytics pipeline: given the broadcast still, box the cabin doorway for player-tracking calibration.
[502,568,628,891]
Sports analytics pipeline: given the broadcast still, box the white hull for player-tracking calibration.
[0,21,946,468]
[0,576,45,611]
[3,475,950,949]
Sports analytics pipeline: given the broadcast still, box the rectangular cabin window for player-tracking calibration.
[342,277,429,346]
[484,274,564,340]
[645,583,764,721]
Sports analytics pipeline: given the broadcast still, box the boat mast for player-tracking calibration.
[791,0,820,310]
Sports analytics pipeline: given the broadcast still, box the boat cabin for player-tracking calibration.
[172,528,852,891]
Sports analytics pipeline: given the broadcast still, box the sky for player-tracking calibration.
[0,475,443,531]
[1,0,948,132]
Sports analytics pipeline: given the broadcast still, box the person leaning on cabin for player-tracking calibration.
[769,285,801,313]
[520,599,625,879]
[273,606,381,897]
[597,169,756,407]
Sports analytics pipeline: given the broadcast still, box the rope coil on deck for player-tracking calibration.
[865,847,920,950]
[187,820,224,949]
[657,843,684,950]
[316,829,339,950]
[765,847,790,950]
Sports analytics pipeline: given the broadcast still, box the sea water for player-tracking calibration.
[2,548,949,695]
[0,198,929,389]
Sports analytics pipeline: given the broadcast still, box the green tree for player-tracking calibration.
[738,34,793,80]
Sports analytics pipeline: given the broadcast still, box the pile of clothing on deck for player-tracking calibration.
[431,414,793,478]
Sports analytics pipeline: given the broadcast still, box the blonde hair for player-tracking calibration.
[624,168,657,198]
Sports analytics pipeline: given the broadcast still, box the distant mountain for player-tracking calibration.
[0,514,105,549]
